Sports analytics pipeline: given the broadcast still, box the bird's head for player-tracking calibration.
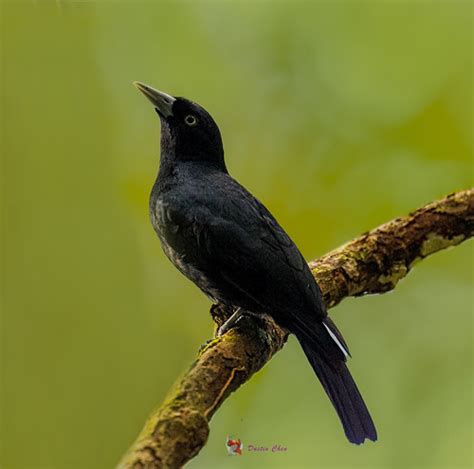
[134,81,226,171]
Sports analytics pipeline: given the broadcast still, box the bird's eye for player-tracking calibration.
[184,115,198,127]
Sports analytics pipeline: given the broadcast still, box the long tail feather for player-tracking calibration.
[298,335,377,444]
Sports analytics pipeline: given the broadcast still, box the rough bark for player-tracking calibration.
[118,189,473,469]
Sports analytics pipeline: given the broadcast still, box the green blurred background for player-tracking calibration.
[1,1,472,468]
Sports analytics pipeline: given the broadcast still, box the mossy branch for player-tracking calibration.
[118,189,473,469]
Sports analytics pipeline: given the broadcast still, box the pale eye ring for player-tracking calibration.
[184,115,198,126]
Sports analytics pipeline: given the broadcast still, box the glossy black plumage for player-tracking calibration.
[134,82,377,444]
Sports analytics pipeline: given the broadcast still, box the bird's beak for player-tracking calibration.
[133,81,176,118]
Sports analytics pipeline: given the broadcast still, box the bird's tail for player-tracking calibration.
[296,320,377,445]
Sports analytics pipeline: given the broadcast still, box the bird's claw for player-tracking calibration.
[215,308,243,337]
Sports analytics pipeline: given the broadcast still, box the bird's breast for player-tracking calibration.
[159,238,220,304]
[150,194,222,304]
[150,197,173,236]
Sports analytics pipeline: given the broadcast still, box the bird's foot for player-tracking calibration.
[216,307,243,337]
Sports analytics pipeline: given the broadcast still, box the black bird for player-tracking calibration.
[134,81,377,445]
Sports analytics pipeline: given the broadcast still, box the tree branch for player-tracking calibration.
[118,189,473,469]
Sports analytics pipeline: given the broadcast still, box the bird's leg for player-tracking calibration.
[216,307,243,337]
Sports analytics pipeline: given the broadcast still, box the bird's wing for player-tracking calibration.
[186,176,326,324]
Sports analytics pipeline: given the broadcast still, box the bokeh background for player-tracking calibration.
[1,1,473,468]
